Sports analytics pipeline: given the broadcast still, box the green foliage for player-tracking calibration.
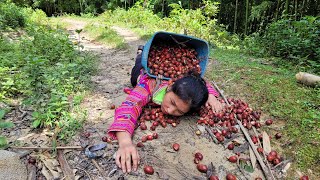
[243,16,320,74]
[264,17,320,71]
[23,8,49,26]
[0,8,97,141]
[249,1,273,22]
[21,27,76,65]
[0,109,14,148]
[0,2,25,29]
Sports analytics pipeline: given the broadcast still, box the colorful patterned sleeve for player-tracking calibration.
[107,74,154,140]
[206,81,220,97]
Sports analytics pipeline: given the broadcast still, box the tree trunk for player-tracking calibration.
[295,0,298,20]
[301,0,306,18]
[218,0,222,24]
[144,0,147,8]
[79,0,83,14]
[233,0,238,33]
[275,0,281,20]
[162,0,165,15]
[285,0,289,16]
[245,0,249,35]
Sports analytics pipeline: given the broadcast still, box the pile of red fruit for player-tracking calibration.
[266,150,282,166]
[139,107,180,131]
[198,98,262,131]
[198,97,286,177]
[147,45,202,81]
[136,96,285,178]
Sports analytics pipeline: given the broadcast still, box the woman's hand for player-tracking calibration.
[205,94,224,113]
[116,131,140,173]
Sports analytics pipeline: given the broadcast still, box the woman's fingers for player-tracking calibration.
[132,150,139,171]
[125,152,132,173]
[116,144,140,173]
[120,152,127,173]
[115,152,121,168]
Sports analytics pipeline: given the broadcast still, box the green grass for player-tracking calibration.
[209,48,320,177]
[83,23,127,49]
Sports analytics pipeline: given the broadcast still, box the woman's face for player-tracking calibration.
[161,91,190,116]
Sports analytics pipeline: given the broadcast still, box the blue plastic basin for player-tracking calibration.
[141,31,210,80]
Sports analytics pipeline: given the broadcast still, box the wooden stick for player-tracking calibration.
[211,81,274,180]
[205,126,218,143]
[11,146,83,150]
[253,127,276,180]
[57,150,75,180]
[236,120,274,180]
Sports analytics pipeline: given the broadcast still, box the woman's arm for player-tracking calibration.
[205,81,224,113]
[107,75,153,173]
[206,81,219,97]
[107,82,152,139]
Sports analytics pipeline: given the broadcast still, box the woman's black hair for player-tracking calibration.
[170,71,208,112]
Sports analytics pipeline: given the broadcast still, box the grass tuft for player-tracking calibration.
[209,48,320,176]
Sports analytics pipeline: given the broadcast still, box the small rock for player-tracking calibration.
[0,150,27,180]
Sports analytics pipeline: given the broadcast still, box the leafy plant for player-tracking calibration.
[0,7,97,142]
[255,16,320,73]
[0,2,26,29]
[0,109,14,148]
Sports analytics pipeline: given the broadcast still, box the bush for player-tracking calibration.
[0,2,26,29]
[0,13,96,140]
[260,16,320,73]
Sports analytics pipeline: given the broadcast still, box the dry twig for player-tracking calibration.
[57,150,75,180]
[205,126,218,143]
[11,146,83,150]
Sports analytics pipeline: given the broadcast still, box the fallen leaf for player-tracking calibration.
[40,157,60,179]
[249,146,257,168]
[262,131,271,153]
[17,133,36,141]
[41,166,53,180]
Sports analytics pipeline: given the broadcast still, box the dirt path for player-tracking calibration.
[62,18,145,124]
[57,19,266,180]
